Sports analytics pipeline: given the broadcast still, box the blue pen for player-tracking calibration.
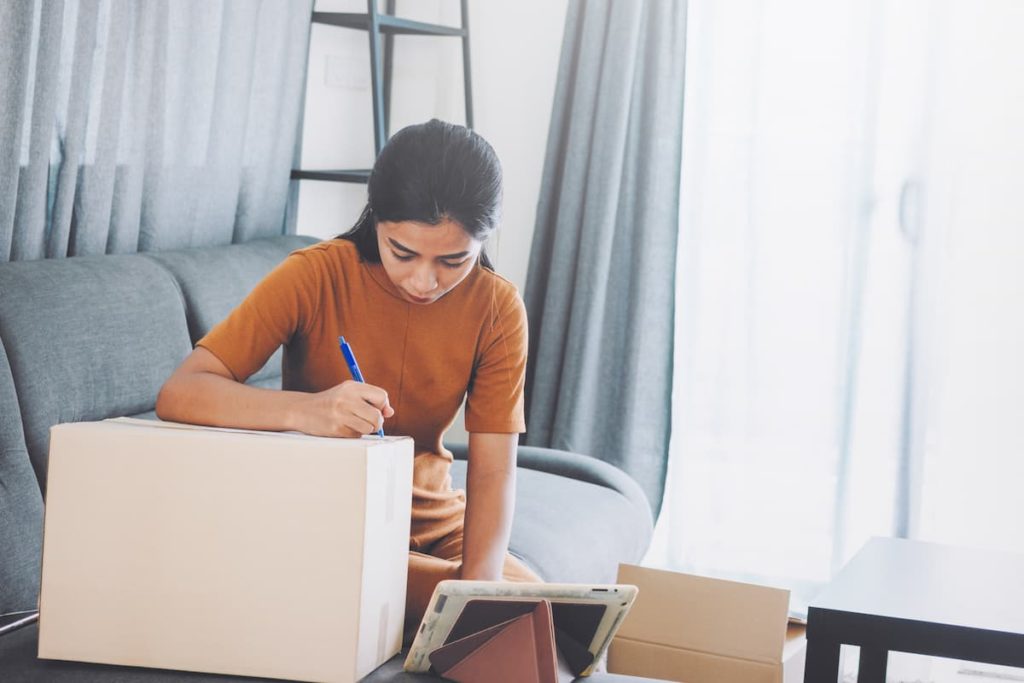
[338,336,385,437]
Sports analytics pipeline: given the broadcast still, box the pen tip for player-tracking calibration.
[339,336,346,345]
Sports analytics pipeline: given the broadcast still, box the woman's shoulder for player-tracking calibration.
[290,237,359,262]
[283,238,361,279]
[468,265,526,321]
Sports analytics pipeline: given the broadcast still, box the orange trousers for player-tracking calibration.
[404,524,542,643]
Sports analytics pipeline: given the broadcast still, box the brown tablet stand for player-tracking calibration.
[428,599,581,683]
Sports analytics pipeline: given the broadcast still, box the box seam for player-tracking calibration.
[613,634,782,667]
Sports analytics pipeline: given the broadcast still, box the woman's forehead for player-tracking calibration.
[379,218,479,254]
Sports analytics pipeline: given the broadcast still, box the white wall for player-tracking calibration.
[294,0,569,293]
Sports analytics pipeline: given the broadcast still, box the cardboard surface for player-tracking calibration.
[38,419,414,683]
[609,564,807,683]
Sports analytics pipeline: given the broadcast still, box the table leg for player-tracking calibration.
[857,646,888,683]
[804,639,841,683]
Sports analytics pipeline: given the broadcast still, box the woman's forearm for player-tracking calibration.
[156,369,308,432]
[461,432,518,580]
[157,348,393,438]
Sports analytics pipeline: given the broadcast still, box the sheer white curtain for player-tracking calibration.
[911,0,1024,555]
[648,0,1024,602]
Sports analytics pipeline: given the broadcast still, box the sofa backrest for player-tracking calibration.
[0,234,317,614]
[0,255,192,492]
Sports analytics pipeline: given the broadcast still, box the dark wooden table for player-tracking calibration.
[804,537,1024,683]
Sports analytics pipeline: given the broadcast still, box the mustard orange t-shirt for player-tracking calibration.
[197,239,527,546]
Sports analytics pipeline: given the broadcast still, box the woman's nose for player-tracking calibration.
[410,266,438,294]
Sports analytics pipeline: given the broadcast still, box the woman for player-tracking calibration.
[156,119,541,639]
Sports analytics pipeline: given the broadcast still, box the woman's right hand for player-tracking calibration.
[294,380,395,438]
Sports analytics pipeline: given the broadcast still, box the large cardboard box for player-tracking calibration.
[609,564,807,683]
[38,418,414,683]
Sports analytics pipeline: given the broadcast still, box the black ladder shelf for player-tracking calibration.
[291,0,474,185]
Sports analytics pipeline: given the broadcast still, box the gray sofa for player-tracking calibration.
[0,235,655,681]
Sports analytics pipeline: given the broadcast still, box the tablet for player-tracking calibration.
[403,580,638,676]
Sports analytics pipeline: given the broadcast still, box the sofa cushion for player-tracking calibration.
[143,236,317,385]
[0,622,269,681]
[0,336,44,614]
[0,255,192,494]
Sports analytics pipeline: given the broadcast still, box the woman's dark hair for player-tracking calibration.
[339,119,502,270]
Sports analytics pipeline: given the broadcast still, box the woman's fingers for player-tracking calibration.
[349,400,384,433]
[338,380,388,435]
[341,412,379,436]
[297,383,390,438]
[354,382,392,416]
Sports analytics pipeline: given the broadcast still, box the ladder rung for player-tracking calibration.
[291,169,372,184]
[312,12,465,37]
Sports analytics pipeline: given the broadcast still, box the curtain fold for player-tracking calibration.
[0,0,313,262]
[523,0,687,514]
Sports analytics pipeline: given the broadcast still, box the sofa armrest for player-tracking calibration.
[445,442,654,536]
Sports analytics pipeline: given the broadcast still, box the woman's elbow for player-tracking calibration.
[155,373,184,421]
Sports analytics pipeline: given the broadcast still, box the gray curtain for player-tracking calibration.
[0,0,312,262]
[523,0,687,515]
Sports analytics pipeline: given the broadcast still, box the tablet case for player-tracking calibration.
[428,599,598,683]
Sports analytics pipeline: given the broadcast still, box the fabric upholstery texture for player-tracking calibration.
[0,255,192,492]
[0,335,44,615]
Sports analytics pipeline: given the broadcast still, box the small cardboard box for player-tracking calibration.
[38,418,414,683]
[609,564,807,683]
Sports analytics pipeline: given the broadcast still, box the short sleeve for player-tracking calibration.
[464,282,528,434]
[197,250,322,383]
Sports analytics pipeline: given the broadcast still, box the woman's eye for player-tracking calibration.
[442,260,468,269]
[392,251,415,262]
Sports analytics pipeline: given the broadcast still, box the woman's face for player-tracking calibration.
[375,217,482,305]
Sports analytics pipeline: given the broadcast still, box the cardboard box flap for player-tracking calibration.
[617,564,790,665]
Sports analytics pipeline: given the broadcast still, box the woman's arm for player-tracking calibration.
[156,347,393,437]
[460,432,518,580]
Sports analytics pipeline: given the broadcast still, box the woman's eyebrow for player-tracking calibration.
[387,238,470,260]
[388,238,417,254]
